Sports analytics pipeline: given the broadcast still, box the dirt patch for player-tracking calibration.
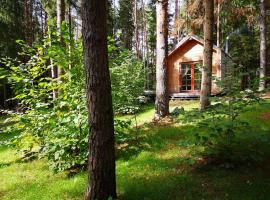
[152,116,174,126]
[260,112,270,121]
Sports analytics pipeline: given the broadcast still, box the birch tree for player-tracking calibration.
[259,0,267,91]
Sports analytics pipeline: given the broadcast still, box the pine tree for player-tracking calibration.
[81,0,117,199]
[155,0,169,119]
[200,0,214,110]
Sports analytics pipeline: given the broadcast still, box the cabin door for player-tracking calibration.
[179,62,202,93]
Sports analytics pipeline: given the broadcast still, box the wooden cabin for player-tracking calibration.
[167,35,226,98]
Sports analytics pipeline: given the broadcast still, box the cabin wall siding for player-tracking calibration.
[168,40,222,95]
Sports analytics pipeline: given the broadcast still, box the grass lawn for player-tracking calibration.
[1,100,270,200]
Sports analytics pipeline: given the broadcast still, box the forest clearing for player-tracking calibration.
[0,0,269,199]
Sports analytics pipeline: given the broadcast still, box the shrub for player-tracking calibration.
[1,24,140,172]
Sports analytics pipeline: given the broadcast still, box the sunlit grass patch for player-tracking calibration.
[0,156,87,200]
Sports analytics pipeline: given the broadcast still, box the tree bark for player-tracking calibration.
[259,0,267,91]
[48,25,57,100]
[173,0,179,45]
[81,0,117,199]
[200,0,214,111]
[155,0,169,119]
[24,0,33,46]
[134,0,139,57]
[56,0,66,81]
[216,0,221,48]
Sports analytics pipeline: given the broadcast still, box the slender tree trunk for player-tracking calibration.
[40,4,44,37]
[216,0,221,47]
[155,0,169,119]
[68,3,72,80]
[24,0,33,46]
[81,0,117,199]
[57,0,66,82]
[173,0,179,45]
[134,0,139,57]
[200,0,214,111]
[142,0,150,90]
[259,0,267,91]
[48,26,57,100]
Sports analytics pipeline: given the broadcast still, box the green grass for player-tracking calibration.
[1,100,270,199]
[0,117,87,200]
[117,100,199,125]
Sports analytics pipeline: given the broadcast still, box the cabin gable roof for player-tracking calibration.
[168,35,220,57]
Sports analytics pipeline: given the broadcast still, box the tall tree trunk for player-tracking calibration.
[56,0,66,82]
[216,0,221,47]
[40,3,44,38]
[81,0,117,199]
[259,0,267,91]
[155,0,169,119]
[68,3,72,80]
[200,0,214,111]
[134,0,139,57]
[173,0,179,45]
[142,0,150,90]
[24,0,33,46]
[48,26,57,100]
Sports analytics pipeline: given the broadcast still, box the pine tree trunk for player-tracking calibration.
[200,0,214,111]
[155,0,169,119]
[173,0,179,45]
[68,3,72,80]
[81,0,117,199]
[24,0,33,46]
[259,0,267,91]
[57,0,65,81]
[216,0,221,48]
[134,0,139,57]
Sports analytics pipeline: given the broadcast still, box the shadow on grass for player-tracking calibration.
[117,102,270,200]
[116,123,196,160]
[118,154,270,200]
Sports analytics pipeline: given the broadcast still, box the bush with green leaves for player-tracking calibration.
[0,23,142,172]
[110,47,145,114]
[178,63,265,166]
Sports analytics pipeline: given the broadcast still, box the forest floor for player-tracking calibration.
[1,100,270,200]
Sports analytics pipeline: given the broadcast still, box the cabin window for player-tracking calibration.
[179,62,202,92]
[181,64,192,91]
[194,63,202,90]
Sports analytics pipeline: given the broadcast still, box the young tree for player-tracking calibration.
[259,0,267,91]
[81,0,117,199]
[155,0,169,119]
[200,0,214,111]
